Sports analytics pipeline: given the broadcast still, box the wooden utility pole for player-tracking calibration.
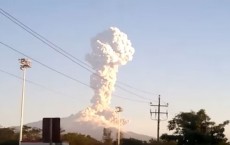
[150,95,168,142]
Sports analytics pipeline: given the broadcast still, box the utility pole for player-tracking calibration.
[150,95,168,142]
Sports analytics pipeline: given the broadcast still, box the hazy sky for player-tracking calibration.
[1,0,230,140]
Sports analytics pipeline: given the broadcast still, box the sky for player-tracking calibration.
[0,0,230,140]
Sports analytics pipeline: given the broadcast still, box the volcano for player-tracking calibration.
[26,113,152,141]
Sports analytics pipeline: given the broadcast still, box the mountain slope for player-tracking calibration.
[26,113,152,141]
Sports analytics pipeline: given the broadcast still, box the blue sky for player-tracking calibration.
[1,0,230,140]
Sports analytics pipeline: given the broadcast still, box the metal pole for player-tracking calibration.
[19,68,26,145]
[115,106,123,145]
[157,95,160,142]
[50,118,52,145]
[18,58,31,145]
[118,112,121,145]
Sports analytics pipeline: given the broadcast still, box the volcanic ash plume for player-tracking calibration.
[78,27,135,127]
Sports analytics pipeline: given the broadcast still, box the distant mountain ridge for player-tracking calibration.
[26,113,152,141]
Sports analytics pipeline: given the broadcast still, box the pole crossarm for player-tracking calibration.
[150,111,168,115]
[150,104,168,107]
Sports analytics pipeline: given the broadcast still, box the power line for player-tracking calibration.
[0,8,93,72]
[0,41,90,87]
[117,81,157,95]
[1,40,154,102]
[113,94,149,104]
[0,41,154,103]
[0,41,157,103]
[2,40,156,103]
[0,7,158,101]
[115,85,156,102]
[0,68,148,104]
[0,68,75,98]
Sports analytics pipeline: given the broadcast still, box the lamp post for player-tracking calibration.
[19,58,31,145]
[115,106,123,145]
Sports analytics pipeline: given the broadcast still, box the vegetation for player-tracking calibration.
[161,109,230,145]
[0,125,43,145]
[0,126,173,145]
[0,127,18,145]
[22,125,42,142]
[62,133,102,145]
[0,109,229,145]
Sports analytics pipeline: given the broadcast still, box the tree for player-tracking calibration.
[62,133,102,145]
[121,138,144,145]
[148,138,176,145]
[22,125,42,142]
[102,128,112,145]
[161,109,229,145]
[0,127,18,145]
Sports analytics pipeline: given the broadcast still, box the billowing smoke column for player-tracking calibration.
[78,27,135,127]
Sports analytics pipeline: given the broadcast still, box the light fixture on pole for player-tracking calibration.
[19,58,31,145]
[115,106,123,145]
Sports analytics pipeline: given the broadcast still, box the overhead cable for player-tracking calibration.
[0,8,158,102]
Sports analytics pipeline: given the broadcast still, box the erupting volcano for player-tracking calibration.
[77,27,135,128]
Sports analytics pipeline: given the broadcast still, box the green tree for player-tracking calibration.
[62,133,102,145]
[102,128,113,145]
[148,138,176,145]
[161,109,229,145]
[22,125,42,142]
[0,127,18,145]
[121,138,144,145]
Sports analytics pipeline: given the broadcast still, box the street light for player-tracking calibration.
[115,106,123,145]
[19,58,31,145]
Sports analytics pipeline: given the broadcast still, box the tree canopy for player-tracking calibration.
[0,125,173,145]
[22,125,42,141]
[161,109,229,145]
[0,127,18,145]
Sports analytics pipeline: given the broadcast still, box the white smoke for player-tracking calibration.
[78,27,135,127]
